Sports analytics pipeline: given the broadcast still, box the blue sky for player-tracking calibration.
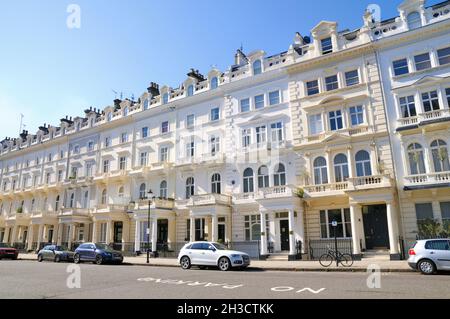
[0,0,442,139]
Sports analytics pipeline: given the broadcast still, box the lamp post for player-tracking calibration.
[331,220,338,267]
[145,189,155,264]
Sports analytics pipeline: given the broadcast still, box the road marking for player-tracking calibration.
[271,286,326,294]
[137,277,244,289]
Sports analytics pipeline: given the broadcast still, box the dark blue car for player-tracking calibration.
[74,243,123,265]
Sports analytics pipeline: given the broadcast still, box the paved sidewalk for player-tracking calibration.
[18,253,413,272]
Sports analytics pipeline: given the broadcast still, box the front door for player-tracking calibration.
[279,220,290,251]
[22,230,28,244]
[157,219,168,245]
[113,222,123,243]
[48,229,54,243]
[363,205,390,249]
[195,218,205,241]
[218,224,226,243]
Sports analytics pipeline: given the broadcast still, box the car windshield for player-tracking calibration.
[95,243,113,251]
[212,243,228,250]
[0,243,11,248]
[55,246,68,251]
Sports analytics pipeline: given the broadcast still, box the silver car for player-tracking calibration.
[408,239,450,275]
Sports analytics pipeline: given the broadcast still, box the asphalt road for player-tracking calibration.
[0,260,449,299]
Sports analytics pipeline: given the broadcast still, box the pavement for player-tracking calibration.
[0,260,449,299]
[18,253,413,272]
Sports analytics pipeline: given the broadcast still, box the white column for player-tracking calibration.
[3,227,10,243]
[350,204,362,256]
[27,225,34,251]
[211,215,218,242]
[189,217,195,242]
[106,220,112,244]
[347,147,355,178]
[68,224,76,248]
[386,201,400,257]
[122,220,129,252]
[92,221,98,243]
[288,209,296,255]
[57,223,64,245]
[151,218,157,253]
[260,210,268,255]
[37,224,44,249]
[11,225,18,244]
[326,150,334,183]
[296,207,305,253]
[134,219,141,252]
[42,224,48,243]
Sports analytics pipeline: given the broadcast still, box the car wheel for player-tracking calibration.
[54,255,61,263]
[218,257,230,271]
[95,255,103,265]
[180,256,191,270]
[73,254,81,264]
[37,254,43,262]
[418,259,436,275]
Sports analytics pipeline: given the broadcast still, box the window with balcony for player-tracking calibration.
[407,11,422,30]
[240,98,250,113]
[101,189,107,205]
[393,58,409,76]
[399,95,417,118]
[210,107,220,122]
[73,145,80,155]
[186,137,195,158]
[119,157,127,170]
[142,127,149,138]
[103,160,110,173]
[105,137,111,148]
[431,140,450,172]
[258,166,269,188]
[437,47,450,65]
[87,141,94,152]
[120,132,128,143]
[209,135,220,156]
[309,114,323,135]
[254,94,265,109]
[160,180,167,199]
[256,126,267,147]
[321,37,333,55]
[57,170,63,182]
[313,157,328,185]
[187,84,194,97]
[273,163,286,186]
[86,163,93,177]
[243,168,254,193]
[269,91,280,105]
[306,80,320,96]
[408,143,426,175]
[71,167,78,179]
[253,60,262,75]
[160,146,169,162]
[139,183,146,199]
[355,150,372,177]
[345,70,359,86]
[140,152,148,167]
[349,105,364,126]
[210,77,218,89]
[414,53,432,71]
[334,154,349,182]
[320,209,351,238]
[271,122,283,143]
[211,173,221,194]
[185,177,195,199]
[325,75,339,91]
[186,114,195,129]
[329,110,343,131]
[242,128,251,148]
[422,91,440,112]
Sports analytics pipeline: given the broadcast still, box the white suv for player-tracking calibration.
[178,242,250,271]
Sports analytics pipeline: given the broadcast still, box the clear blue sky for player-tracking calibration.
[0,0,442,139]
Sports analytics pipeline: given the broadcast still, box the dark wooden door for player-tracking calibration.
[280,220,290,251]
[363,205,389,249]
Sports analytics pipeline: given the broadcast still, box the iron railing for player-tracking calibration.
[308,238,353,260]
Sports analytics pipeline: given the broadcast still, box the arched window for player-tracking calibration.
[407,12,422,30]
[355,150,372,177]
[118,186,124,198]
[162,93,169,104]
[143,98,149,110]
[160,180,167,199]
[210,77,218,89]
[408,143,426,175]
[123,106,129,117]
[253,60,262,75]
[313,157,328,185]
[186,177,195,199]
[70,193,75,208]
[55,195,60,211]
[243,168,254,193]
[258,166,269,188]
[334,154,349,182]
[139,183,146,199]
[187,85,194,97]
[83,191,89,208]
[211,173,221,194]
[101,189,107,205]
[273,163,286,186]
[431,140,450,172]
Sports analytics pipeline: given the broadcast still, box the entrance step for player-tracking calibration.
[362,249,390,260]
[266,253,289,261]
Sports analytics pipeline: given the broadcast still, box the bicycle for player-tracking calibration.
[319,246,354,267]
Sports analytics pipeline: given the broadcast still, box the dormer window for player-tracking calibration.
[107,112,113,122]
[143,98,149,110]
[407,11,422,30]
[162,93,169,104]
[253,60,262,75]
[123,107,129,117]
[210,77,218,89]
[321,37,333,55]
[187,85,194,97]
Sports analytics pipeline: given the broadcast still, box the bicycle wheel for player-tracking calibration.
[339,254,354,267]
[319,254,333,267]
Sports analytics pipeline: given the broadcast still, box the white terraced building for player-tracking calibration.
[0,0,449,261]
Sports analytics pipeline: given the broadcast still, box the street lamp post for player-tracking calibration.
[146,189,155,264]
[331,220,338,267]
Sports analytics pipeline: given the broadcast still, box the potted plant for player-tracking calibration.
[294,188,304,198]
[16,206,23,214]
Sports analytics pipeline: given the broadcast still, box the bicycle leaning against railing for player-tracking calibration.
[319,245,354,267]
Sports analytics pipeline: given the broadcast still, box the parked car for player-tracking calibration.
[178,241,250,271]
[73,243,123,265]
[408,239,450,275]
[37,245,74,262]
[0,243,18,260]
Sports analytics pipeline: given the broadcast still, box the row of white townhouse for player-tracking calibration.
[0,0,449,261]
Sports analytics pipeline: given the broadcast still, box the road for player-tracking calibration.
[0,260,449,299]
